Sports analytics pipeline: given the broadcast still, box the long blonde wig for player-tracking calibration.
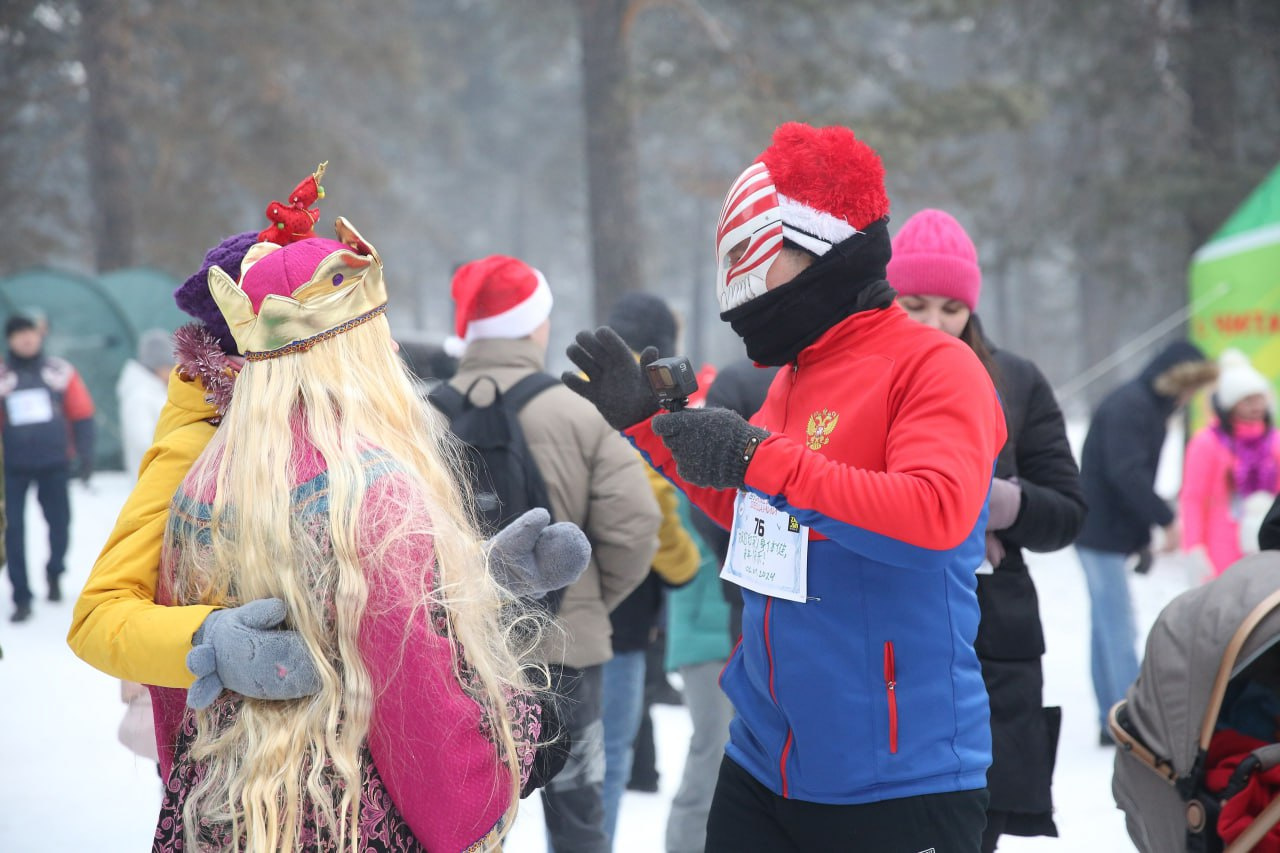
[165,313,540,851]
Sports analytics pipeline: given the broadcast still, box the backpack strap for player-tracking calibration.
[426,382,466,422]
[429,374,556,420]
[502,372,560,414]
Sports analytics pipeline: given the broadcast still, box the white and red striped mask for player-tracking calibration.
[716,162,784,312]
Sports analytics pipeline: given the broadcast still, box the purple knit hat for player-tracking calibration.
[173,231,259,354]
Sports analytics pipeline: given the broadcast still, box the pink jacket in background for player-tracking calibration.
[1180,425,1280,576]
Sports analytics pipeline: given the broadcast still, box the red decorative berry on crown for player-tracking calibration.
[257,161,329,246]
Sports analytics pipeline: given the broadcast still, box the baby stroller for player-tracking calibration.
[1111,552,1280,851]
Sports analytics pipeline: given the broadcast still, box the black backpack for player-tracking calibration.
[428,372,565,609]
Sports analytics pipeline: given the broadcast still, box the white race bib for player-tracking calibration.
[5,388,54,427]
[721,490,809,603]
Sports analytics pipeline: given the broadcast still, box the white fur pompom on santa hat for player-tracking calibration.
[444,255,553,357]
[1215,348,1274,412]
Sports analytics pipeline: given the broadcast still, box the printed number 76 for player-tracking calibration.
[753,518,766,536]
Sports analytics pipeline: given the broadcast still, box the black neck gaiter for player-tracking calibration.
[721,219,896,366]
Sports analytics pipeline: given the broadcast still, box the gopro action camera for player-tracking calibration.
[645,356,698,412]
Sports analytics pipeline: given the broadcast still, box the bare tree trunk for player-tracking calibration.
[576,0,642,324]
[1184,0,1241,245]
[80,0,136,271]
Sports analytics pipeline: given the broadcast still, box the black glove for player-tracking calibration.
[562,326,660,431]
[651,407,769,491]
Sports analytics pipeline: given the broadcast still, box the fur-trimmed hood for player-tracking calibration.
[1142,340,1218,400]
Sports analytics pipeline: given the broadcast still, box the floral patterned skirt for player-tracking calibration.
[152,702,500,852]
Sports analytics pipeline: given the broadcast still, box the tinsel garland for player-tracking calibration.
[172,323,239,420]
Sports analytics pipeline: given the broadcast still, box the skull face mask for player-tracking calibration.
[716,161,784,312]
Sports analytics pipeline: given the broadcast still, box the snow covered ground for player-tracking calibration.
[0,459,1195,852]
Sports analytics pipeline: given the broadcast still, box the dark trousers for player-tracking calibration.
[5,465,70,607]
[629,635,666,788]
[630,708,657,788]
[706,756,989,853]
[542,664,608,853]
[980,810,1006,853]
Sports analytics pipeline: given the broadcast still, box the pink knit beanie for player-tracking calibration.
[887,209,982,312]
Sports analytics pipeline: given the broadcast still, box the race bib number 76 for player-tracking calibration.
[721,490,809,603]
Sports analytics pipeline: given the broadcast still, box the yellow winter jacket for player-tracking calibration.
[67,368,220,687]
[645,465,698,587]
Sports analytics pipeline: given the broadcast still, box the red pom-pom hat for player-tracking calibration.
[716,123,889,311]
[759,123,889,254]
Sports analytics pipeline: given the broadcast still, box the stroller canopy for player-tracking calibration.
[1127,553,1280,779]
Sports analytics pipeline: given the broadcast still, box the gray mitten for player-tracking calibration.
[488,508,591,598]
[651,407,769,490]
[987,477,1023,532]
[186,598,321,710]
[562,327,660,431]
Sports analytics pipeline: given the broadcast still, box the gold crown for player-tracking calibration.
[208,217,388,359]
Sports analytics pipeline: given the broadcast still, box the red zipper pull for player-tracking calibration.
[884,641,898,754]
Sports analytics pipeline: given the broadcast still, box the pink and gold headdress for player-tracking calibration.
[206,164,388,360]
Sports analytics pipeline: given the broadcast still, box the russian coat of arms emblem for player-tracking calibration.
[806,408,839,450]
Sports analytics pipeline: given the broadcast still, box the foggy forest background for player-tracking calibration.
[3,0,1279,414]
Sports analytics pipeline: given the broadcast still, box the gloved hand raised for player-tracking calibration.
[651,407,770,491]
[488,508,590,598]
[186,598,321,710]
[562,327,660,431]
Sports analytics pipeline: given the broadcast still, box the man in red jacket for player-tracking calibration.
[566,123,1006,851]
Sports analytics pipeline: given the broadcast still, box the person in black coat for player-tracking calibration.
[1074,339,1218,742]
[2,314,96,622]
[889,209,1086,851]
[973,341,1083,846]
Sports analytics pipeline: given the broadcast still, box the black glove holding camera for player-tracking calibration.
[651,407,769,491]
[562,327,661,430]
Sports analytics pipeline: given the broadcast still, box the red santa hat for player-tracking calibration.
[445,255,553,357]
[757,122,890,256]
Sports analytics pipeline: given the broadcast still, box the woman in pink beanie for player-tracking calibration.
[1179,348,1280,577]
[889,208,1086,852]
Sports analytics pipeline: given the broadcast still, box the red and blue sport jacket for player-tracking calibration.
[627,303,1007,805]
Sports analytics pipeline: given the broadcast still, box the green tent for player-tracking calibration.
[1189,162,1280,398]
[99,267,188,335]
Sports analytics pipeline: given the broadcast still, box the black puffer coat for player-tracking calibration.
[977,343,1086,839]
[1076,340,1215,554]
